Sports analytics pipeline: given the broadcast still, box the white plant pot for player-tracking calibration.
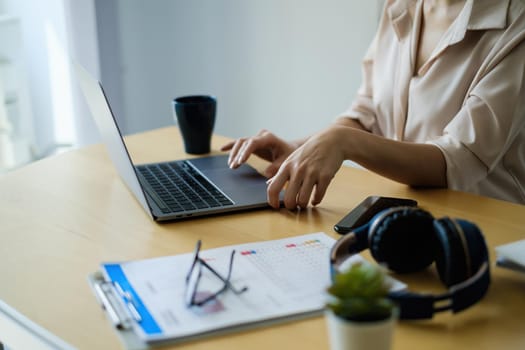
[325,308,397,350]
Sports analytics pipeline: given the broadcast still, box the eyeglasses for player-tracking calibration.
[185,240,248,307]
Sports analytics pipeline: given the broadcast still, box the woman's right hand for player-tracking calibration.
[220,129,298,178]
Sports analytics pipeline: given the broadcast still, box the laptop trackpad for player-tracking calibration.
[188,155,268,200]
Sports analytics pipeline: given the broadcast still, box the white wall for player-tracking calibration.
[97,0,381,141]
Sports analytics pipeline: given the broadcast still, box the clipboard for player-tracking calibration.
[87,233,338,348]
[88,272,148,350]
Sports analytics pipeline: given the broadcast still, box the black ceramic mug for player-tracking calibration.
[173,95,216,154]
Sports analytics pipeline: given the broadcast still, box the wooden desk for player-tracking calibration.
[0,127,524,349]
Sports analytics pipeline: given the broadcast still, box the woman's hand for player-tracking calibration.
[220,129,298,178]
[222,119,447,210]
[266,126,346,209]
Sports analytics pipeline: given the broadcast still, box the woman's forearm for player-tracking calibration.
[335,125,447,187]
[293,116,368,150]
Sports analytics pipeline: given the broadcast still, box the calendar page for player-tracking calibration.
[101,232,340,343]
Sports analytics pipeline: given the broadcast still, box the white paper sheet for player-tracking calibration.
[495,239,525,273]
[102,232,337,342]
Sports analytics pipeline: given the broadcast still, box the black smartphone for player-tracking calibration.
[333,195,418,234]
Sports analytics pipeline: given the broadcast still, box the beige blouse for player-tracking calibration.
[342,0,525,204]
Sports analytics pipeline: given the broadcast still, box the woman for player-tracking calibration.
[222,0,525,209]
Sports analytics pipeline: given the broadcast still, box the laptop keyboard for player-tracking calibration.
[136,161,234,214]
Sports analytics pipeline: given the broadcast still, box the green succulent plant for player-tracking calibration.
[326,262,395,322]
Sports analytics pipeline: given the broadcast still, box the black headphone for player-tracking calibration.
[330,206,490,320]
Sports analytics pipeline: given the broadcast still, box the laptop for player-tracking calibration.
[75,62,272,222]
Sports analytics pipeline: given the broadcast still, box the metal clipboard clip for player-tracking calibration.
[91,277,142,330]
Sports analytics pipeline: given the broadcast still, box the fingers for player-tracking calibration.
[311,176,330,206]
[227,138,248,168]
[266,156,296,209]
[224,131,273,169]
[277,163,303,209]
[235,139,253,166]
[220,141,235,151]
[267,174,321,210]
[267,160,333,210]
[297,175,316,209]
[267,173,287,209]
[222,137,255,168]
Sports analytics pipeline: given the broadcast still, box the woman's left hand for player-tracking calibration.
[267,126,346,209]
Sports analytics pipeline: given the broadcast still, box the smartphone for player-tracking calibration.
[333,195,418,234]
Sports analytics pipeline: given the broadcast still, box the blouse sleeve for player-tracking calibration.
[427,39,525,191]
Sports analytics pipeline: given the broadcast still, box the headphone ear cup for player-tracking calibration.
[370,207,436,273]
[433,218,466,287]
[455,218,489,271]
[434,217,489,287]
